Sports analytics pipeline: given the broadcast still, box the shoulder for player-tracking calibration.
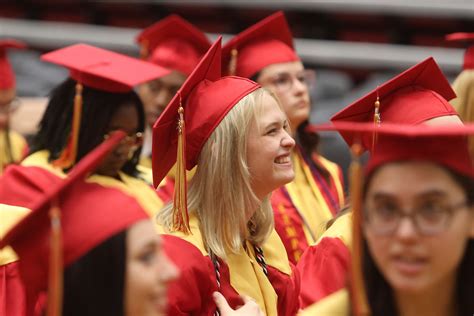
[319,212,352,248]
[299,289,349,316]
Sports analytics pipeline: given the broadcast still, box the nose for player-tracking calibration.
[281,130,295,149]
[394,216,419,241]
[292,77,308,95]
[159,253,180,283]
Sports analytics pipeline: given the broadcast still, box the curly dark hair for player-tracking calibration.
[31,78,145,177]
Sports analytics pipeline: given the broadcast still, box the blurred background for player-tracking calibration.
[2,0,474,181]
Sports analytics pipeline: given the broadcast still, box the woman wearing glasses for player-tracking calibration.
[297,57,464,308]
[300,122,474,316]
[222,12,345,264]
[0,40,29,175]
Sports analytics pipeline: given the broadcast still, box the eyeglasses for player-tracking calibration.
[104,131,143,147]
[261,69,316,92]
[0,97,21,115]
[364,200,468,236]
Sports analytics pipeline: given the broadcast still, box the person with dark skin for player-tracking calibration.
[136,15,210,201]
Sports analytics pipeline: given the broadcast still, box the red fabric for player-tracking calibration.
[0,261,26,316]
[0,39,26,89]
[156,176,174,204]
[221,11,299,78]
[331,57,457,128]
[445,32,474,70]
[272,153,344,264]
[297,237,351,308]
[136,14,211,75]
[272,188,309,264]
[163,234,300,316]
[41,44,169,93]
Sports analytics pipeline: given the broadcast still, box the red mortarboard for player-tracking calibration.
[331,57,458,146]
[41,43,170,93]
[0,131,149,314]
[152,37,260,232]
[309,122,474,178]
[0,39,26,90]
[136,14,211,76]
[446,32,474,70]
[40,44,170,169]
[222,11,300,78]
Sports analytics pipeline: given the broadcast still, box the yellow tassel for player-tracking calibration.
[349,143,370,316]
[53,83,83,169]
[372,95,381,152]
[46,202,63,316]
[228,48,238,76]
[140,40,149,60]
[172,94,191,234]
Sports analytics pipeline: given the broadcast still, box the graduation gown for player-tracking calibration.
[297,212,352,308]
[162,214,300,316]
[271,149,344,264]
[0,130,29,175]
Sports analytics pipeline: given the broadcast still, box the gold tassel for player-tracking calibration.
[140,40,149,60]
[172,93,191,234]
[53,83,83,169]
[228,48,238,76]
[349,143,370,316]
[46,201,63,316]
[372,94,381,152]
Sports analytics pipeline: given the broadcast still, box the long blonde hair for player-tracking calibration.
[158,88,276,258]
[451,69,474,155]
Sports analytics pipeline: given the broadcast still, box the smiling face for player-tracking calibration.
[246,92,296,200]
[257,61,311,131]
[364,162,474,295]
[124,220,179,316]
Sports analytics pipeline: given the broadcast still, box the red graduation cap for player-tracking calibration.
[309,122,474,178]
[222,11,300,78]
[152,37,260,232]
[0,39,26,90]
[40,43,170,169]
[331,57,458,147]
[0,131,149,316]
[136,14,212,76]
[446,32,474,70]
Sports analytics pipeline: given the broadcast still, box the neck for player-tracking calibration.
[394,278,457,316]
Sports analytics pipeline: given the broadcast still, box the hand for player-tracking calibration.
[213,292,265,316]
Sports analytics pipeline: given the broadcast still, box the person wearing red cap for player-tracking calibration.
[136,15,211,202]
[222,11,345,264]
[0,39,29,175]
[299,122,474,316]
[153,37,300,316]
[0,131,179,316]
[297,57,464,308]
[447,33,474,157]
[20,43,169,220]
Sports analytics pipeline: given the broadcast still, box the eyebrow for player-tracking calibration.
[370,189,449,200]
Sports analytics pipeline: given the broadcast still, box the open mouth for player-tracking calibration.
[392,255,428,275]
[275,154,291,164]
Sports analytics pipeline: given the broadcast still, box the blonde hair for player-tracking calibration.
[451,69,474,155]
[158,88,277,258]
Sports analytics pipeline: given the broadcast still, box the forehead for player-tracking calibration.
[366,161,465,198]
[151,70,186,87]
[255,92,285,123]
[259,61,304,77]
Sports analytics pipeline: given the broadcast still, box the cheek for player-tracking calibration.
[364,229,390,269]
